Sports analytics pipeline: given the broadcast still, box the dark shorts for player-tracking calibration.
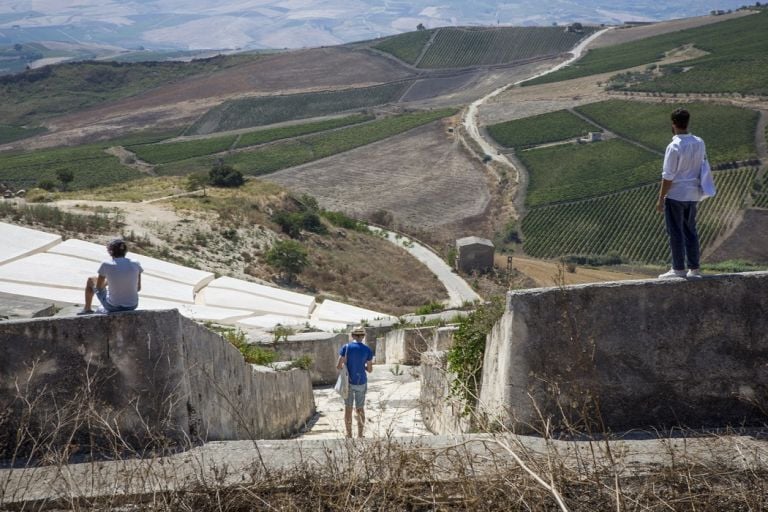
[93,287,137,313]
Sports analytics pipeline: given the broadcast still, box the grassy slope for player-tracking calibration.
[525,10,768,94]
[372,30,434,65]
[0,55,252,126]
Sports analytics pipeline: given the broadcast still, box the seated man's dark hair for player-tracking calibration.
[107,239,127,258]
[671,108,690,130]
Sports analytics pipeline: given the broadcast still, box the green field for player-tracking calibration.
[0,124,47,145]
[157,109,458,177]
[524,10,768,95]
[519,139,660,207]
[373,30,435,65]
[234,114,374,148]
[574,100,759,164]
[131,135,238,165]
[487,110,596,148]
[0,144,141,190]
[188,83,410,135]
[417,26,594,69]
[129,114,374,165]
[521,168,757,263]
[0,56,252,126]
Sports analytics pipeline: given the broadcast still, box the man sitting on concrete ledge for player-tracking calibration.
[78,239,143,315]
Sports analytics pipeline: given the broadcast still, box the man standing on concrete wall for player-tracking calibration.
[79,239,143,314]
[336,326,373,438]
[656,108,709,279]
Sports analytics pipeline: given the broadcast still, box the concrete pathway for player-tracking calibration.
[301,364,430,439]
[373,228,481,307]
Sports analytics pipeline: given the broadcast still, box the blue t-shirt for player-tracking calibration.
[339,341,373,385]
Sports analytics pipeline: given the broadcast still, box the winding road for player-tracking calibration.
[462,28,613,180]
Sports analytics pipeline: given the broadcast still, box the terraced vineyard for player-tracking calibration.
[525,10,768,94]
[412,26,593,69]
[130,114,373,165]
[0,144,140,190]
[574,100,759,163]
[487,110,596,149]
[188,83,410,135]
[157,108,458,177]
[373,30,435,65]
[753,173,768,209]
[521,168,758,263]
[519,139,660,207]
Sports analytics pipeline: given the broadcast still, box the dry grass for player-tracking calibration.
[299,229,448,316]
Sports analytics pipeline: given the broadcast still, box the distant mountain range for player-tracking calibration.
[0,1,752,51]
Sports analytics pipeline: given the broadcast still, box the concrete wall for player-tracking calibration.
[0,310,315,458]
[420,351,472,435]
[383,325,458,365]
[479,272,768,433]
[270,332,347,385]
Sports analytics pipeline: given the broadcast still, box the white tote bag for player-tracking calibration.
[334,365,349,399]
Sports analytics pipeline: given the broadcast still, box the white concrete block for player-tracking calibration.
[197,287,310,317]
[312,299,393,324]
[0,281,80,305]
[236,314,313,330]
[0,253,195,304]
[48,239,214,291]
[0,222,61,266]
[207,276,315,309]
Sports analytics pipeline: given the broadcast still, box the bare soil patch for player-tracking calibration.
[265,120,494,243]
[588,11,755,49]
[506,255,651,287]
[706,208,768,264]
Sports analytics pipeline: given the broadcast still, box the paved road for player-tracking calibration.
[374,228,481,308]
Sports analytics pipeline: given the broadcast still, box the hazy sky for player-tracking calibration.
[0,0,754,49]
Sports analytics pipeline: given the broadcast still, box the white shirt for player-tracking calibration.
[662,134,708,202]
[98,257,143,307]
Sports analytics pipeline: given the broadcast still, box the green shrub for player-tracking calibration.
[209,165,244,187]
[265,239,308,281]
[414,301,444,315]
[321,210,368,232]
[446,297,505,412]
[289,355,314,371]
[223,329,277,365]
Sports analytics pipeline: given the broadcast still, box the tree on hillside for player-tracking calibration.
[186,172,208,197]
[266,239,308,283]
[417,23,426,31]
[56,169,74,191]
[209,164,244,187]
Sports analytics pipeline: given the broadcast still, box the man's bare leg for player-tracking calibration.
[83,276,97,311]
[356,408,365,438]
[344,406,353,438]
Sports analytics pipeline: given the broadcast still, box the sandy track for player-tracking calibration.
[265,121,492,232]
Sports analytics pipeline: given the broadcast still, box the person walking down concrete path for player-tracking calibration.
[656,108,714,279]
[336,326,373,438]
[79,238,143,315]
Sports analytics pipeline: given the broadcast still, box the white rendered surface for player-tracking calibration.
[312,299,393,324]
[197,287,310,317]
[48,239,215,291]
[0,253,195,304]
[207,276,315,309]
[0,222,61,266]
[236,314,314,330]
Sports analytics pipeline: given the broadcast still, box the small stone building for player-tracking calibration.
[455,236,494,274]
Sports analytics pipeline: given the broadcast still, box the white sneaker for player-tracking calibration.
[658,269,686,279]
[686,269,702,278]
